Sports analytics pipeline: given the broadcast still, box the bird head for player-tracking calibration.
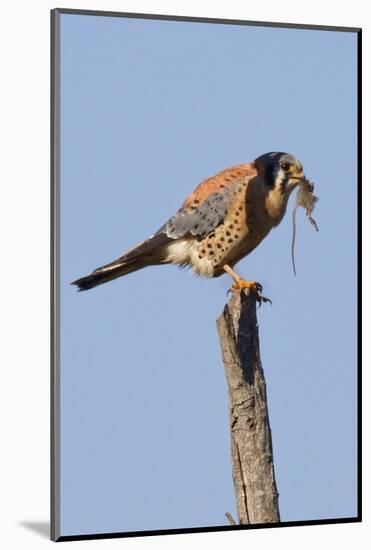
[254,152,305,195]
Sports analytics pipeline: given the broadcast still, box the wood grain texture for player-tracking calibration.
[217,292,280,524]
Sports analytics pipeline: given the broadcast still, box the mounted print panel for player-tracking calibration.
[51,8,361,542]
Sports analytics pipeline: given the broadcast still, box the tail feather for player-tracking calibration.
[71,232,171,292]
[71,258,146,291]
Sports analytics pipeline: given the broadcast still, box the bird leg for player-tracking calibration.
[223,264,271,305]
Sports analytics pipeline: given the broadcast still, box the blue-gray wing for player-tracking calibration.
[157,185,238,240]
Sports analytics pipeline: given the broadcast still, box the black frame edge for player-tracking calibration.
[356,28,362,523]
[51,7,61,543]
[54,7,361,33]
[56,517,361,542]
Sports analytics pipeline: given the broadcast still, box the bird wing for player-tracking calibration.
[156,163,257,240]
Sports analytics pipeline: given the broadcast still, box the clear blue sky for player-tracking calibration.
[59,13,358,536]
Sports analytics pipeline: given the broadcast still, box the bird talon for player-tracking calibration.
[258,295,272,306]
[256,295,272,308]
[228,279,270,305]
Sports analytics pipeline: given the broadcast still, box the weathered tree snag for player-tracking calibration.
[216,291,280,525]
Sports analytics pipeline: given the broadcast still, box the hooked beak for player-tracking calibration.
[290,170,305,181]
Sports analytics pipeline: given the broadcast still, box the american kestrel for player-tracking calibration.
[72,152,307,302]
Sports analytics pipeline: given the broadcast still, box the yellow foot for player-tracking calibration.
[228,280,272,306]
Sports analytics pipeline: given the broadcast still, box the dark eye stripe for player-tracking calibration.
[265,163,275,187]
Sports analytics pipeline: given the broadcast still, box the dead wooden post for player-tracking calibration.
[216,291,280,525]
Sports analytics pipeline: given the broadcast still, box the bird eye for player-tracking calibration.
[281,162,291,172]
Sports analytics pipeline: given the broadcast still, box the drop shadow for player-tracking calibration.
[18,521,50,539]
